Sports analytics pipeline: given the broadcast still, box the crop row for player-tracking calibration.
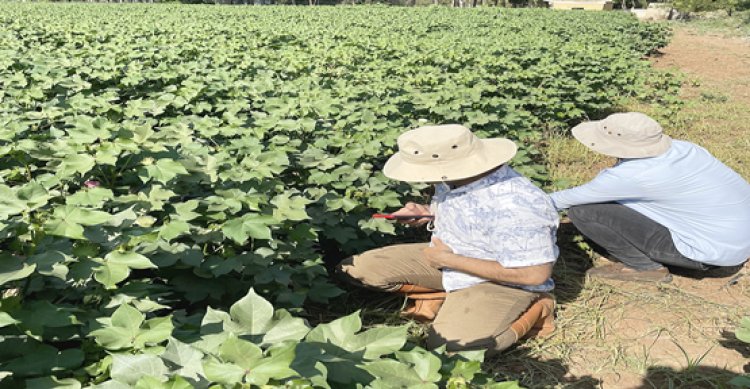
[0,4,671,387]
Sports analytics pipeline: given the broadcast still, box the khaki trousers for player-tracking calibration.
[337,243,538,354]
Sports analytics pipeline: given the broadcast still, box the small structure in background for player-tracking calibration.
[632,3,679,20]
[547,0,614,10]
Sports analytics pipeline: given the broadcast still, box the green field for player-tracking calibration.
[0,4,671,388]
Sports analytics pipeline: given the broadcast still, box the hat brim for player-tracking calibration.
[383,138,517,182]
[572,121,672,159]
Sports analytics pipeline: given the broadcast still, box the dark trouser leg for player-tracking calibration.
[567,203,708,271]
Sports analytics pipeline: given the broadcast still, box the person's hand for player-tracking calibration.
[422,237,454,269]
[391,202,432,227]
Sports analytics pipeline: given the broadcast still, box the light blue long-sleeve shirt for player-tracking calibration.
[550,140,750,266]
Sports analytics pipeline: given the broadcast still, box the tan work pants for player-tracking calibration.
[337,243,538,354]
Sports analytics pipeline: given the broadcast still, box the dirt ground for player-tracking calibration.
[494,27,750,388]
[652,30,750,101]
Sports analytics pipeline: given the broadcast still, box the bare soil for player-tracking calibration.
[652,30,750,97]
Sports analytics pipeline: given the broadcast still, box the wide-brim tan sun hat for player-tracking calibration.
[572,112,672,159]
[383,124,517,182]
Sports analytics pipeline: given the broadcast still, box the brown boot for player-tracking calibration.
[509,294,556,342]
[397,284,446,323]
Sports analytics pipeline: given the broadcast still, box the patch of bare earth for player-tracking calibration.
[652,29,750,99]
[492,27,750,388]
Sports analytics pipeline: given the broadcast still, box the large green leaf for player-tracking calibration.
[134,375,193,389]
[245,342,299,386]
[44,205,112,240]
[228,288,274,335]
[138,158,189,184]
[93,262,130,290]
[105,251,157,270]
[218,336,263,369]
[0,312,19,327]
[134,316,173,348]
[395,349,442,383]
[3,344,83,377]
[160,338,205,383]
[202,358,245,385]
[27,250,71,280]
[221,214,275,243]
[14,300,80,339]
[110,354,168,385]
[306,311,406,359]
[306,311,362,347]
[0,254,35,287]
[261,310,310,347]
[363,359,436,389]
[57,153,95,178]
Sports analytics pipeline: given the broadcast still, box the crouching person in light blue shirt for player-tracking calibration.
[551,112,750,283]
[337,124,559,354]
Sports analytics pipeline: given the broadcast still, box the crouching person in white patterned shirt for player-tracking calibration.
[336,124,559,354]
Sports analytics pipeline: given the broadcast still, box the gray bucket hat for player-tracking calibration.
[383,124,517,182]
[572,112,672,158]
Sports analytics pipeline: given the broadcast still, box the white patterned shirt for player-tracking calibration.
[431,165,559,293]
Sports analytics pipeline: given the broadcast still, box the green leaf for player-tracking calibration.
[737,317,750,344]
[3,345,83,377]
[202,358,245,385]
[134,375,193,389]
[729,375,750,388]
[0,253,36,286]
[246,342,299,386]
[306,311,362,347]
[0,185,27,218]
[158,220,191,242]
[222,214,274,244]
[110,354,168,385]
[271,193,311,221]
[363,360,434,388]
[93,262,130,290]
[351,326,409,359]
[229,288,274,335]
[139,158,189,184]
[105,251,157,270]
[28,250,70,280]
[25,376,82,389]
[88,380,131,389]
[90,304,143,349]
[111,303,145,329]
[14,300,81,339]
[57,153,95,178]
[261,310,310,347]
[17,181,51,210]
[219,336,263,369]
[161,338,205,382]
[0,312,19,327]
[396,349,442,383]
[66,187,114,207]
[172,200,201,221]
[133,316,173,348]
[44,205,112,239]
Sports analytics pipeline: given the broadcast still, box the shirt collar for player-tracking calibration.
[439,165,511,195]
